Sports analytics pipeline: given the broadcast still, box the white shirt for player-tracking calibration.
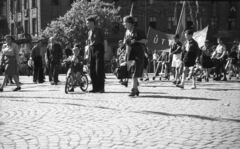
[153,53,159,60]
[215,44,226,54]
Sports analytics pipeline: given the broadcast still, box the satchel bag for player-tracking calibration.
[114,63,128,79]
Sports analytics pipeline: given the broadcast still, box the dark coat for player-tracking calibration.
[181,39,201,67]
[46,43,63,65]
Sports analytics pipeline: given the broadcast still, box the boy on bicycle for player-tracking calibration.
[68,47,84,92]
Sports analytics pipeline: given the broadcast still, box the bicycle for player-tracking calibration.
[64,61,89,94]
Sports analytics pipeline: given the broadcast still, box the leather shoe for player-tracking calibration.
[99,89,105,93]
[89,90,98,93]
[0,88,3,92]
[176,84,184,89]
[13,87,21,91]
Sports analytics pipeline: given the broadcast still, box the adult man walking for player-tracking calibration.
[46,37,63,85]
[30,39,44,83]
[86,16,108,93]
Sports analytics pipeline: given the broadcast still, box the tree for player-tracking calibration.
[42,0,121,48]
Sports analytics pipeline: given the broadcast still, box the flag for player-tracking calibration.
[175,1,186,43]
[146,27,174,51]
[192,25,209,48]
[130,2,134,16]
[146,26,209,51]
[173,2,178,26]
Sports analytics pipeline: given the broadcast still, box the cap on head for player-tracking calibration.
[185,30,193,35]
[123,16,135,25]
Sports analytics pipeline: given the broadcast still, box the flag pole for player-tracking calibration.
[130,2,134,16]
[175,1,185,34]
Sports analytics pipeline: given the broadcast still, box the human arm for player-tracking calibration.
[14,44,20,64]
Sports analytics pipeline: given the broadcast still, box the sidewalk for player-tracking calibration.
[0,74,240,149]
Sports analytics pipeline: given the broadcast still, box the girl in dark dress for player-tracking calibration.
[200,40,214,81]
[123,16,148,96]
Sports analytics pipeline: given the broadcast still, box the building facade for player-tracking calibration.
[1,0,240,54]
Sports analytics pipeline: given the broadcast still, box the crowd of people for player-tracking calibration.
[1,15,240,96]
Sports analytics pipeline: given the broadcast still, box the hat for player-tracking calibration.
[184,30,193,35]
[173,34,180,39]
[4,34,15,41]
[123,16,135,24]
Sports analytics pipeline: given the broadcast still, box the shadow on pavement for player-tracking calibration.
[139,110,240,123]
[139,95,220,101]
[2,96,87,101]
[0,121,4,125]
[204,88,240,91]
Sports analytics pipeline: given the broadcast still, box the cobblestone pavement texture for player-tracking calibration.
[0,74,240,149]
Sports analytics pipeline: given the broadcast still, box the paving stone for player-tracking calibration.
[0,75,240,149]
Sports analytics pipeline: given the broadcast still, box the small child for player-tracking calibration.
[68,47,84,92]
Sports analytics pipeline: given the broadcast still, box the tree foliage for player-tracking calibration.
[42,0,121,47]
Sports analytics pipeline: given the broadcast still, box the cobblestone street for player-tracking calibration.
[0,74,240,149]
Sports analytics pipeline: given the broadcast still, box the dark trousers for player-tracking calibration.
[215,59,226,75]
[47,62,52,82]
[50,63,59,83]
[90,45,105,91]
[33,56,44,82]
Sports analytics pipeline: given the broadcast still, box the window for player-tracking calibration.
[24,0,28,9]
[167,16,175,30]
[149,0,154,5]
[52,0,59,5]
[228,18,235,31]
[17,0,22,12]
[24,20,29,33]
[211,17,217,27]
[32,0,37,8]
[113,22,119,33]
[32,18,37,35]
[11,23,15,35]
[17,22,22,34]
[10,0,14,12]
[134,17,138,27]
[112,0,119,5]
[149,17,156,29]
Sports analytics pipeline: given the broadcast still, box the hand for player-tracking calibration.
[131,39,136,44]
[145,53,148,58]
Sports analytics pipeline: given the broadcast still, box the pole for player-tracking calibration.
[144,0,147,34]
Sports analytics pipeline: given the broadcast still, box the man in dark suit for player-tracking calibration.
[30,39,44,83]
[46,37,63,85]
[86,16,108,93]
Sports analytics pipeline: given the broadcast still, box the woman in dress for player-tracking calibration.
[0,35,21,91]
[122,16,148,96]
[200,40,214,82]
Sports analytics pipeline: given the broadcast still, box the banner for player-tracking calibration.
[146,27,174,51]
[146,26,209,51]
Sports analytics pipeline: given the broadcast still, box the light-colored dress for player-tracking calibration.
[1,43,19,75]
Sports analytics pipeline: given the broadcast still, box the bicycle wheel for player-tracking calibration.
[79,74,88,92]
[65,76,72,94]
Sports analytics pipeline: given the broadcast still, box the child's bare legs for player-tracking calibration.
[178,66,189,87]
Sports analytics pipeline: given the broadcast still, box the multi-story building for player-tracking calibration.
[1,0,240,56]
[0,0,8,44]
